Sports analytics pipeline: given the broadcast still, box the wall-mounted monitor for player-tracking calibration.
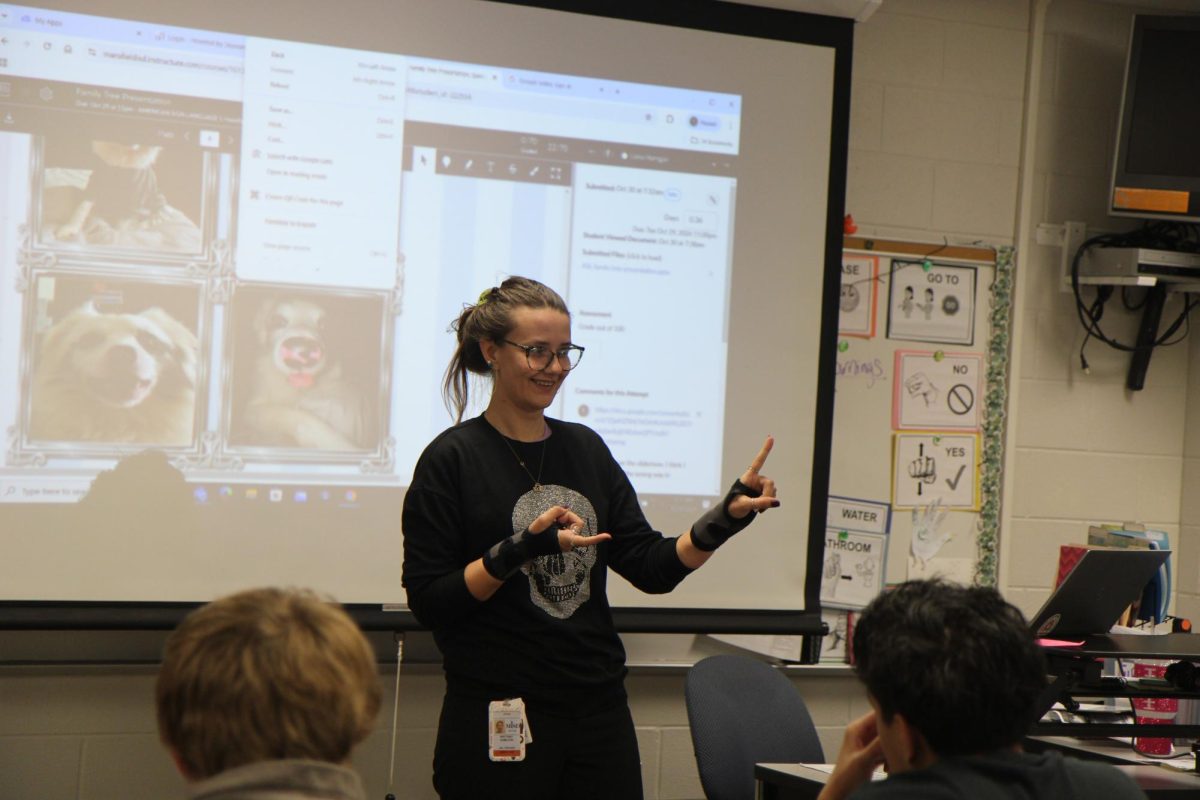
[1109,14,1200,224]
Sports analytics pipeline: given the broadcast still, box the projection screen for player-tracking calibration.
[0,0,848,623]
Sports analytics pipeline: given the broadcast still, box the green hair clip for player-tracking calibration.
[478,288,492,305]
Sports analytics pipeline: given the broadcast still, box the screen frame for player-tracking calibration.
[1108,13,1200,224]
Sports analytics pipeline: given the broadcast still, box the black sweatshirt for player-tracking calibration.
[402,415,692,716]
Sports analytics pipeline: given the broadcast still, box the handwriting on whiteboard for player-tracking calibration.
[836,357,887,388]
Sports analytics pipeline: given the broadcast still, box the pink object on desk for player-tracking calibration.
[1036,638,1085,647]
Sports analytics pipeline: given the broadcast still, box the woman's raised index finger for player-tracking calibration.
[747,435,774,473]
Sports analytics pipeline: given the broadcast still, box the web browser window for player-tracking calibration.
[396,60,740,500]
[0,5,741,505]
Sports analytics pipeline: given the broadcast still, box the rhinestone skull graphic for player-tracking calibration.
[512,484,598,619]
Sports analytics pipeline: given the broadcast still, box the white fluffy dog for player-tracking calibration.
[241,296,365,450]
[30,302,198,444]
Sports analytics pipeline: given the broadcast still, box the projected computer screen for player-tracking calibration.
[0,0,844,611]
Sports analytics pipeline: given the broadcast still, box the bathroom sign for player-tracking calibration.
[821,495,890,610]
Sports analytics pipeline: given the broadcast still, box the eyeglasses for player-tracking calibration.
[502,339,585,371]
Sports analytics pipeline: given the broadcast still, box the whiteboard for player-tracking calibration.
[826,241,998,609]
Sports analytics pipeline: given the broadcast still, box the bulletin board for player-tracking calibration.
[822,238,1010,620]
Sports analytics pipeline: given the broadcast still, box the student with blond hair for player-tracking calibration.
[155,587,381,800]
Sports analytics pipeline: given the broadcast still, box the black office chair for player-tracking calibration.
[685,654,825,800]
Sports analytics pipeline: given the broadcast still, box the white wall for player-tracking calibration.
[1004,0,1192,618]
[0,646,864,800]
[5,1,1190,797]
[848,0,1030,596]
[848,0,1190,620]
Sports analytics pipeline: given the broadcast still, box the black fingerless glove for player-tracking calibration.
[481,526,563,580]
[690,479,761,552]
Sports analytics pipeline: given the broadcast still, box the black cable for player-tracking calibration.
[1070,222,1200,362]
[1121,285,1148,312]
[1075,280,1113,372]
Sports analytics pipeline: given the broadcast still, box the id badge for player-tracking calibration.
[488,698,532,762]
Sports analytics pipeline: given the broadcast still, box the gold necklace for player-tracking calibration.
[497,429,547,491]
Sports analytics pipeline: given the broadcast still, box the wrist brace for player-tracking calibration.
[481,526,562,580]
[690,479,761,551]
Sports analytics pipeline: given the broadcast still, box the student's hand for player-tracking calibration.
[818,711,886,800]
[728,436,780,518]
[528,505,610,553]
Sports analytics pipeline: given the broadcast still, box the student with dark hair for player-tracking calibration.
[819,579,1147,800]
[402,275,778,799]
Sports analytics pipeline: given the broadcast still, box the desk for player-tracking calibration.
[1037,633,1200,738]
[754,763,830,800]
[1026,734,1176,764]
[755,759,1200,799]
[1049,634,1200,660]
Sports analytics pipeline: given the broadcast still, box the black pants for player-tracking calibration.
[432,692,644,800]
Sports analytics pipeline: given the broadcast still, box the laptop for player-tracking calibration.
[1029,548,1170,639]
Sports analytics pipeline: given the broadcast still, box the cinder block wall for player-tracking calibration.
[848,0,1189,619]
[0,659,864,800]
[1003,0,1192,619]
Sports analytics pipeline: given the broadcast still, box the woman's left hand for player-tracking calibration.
[728,436,780,519]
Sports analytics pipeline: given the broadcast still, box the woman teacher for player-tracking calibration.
[402,275,778,799]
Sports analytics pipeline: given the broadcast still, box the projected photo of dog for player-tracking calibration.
[28,284,200,445]
[227,288,384,452]
[37,134,205,255]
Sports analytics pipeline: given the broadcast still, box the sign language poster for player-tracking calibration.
[821,495,890,610]
[839,254,878,338]
[886,261,976,345]
[891,432,979,510]
[892,350,983,431]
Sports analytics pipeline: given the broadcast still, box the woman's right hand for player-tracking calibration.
[528,504,611,553]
